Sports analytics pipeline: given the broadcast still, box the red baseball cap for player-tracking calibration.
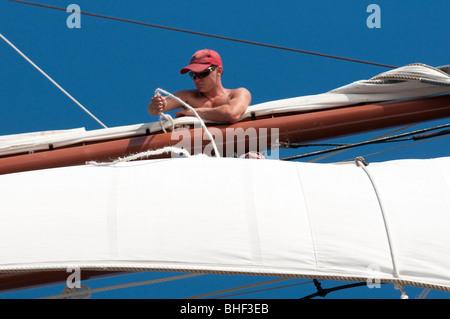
[180,49,222,74]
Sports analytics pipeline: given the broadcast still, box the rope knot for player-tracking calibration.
[159,112,174,133]
[394,283,409,299]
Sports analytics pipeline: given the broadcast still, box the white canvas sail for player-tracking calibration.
[1,156,449,292]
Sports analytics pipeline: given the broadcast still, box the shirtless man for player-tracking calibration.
[148,49,251,123]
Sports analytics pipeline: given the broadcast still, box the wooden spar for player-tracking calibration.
[0,94,449,175]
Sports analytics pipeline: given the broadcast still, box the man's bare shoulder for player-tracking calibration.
[231,87,251,98]
[230,88,252,106]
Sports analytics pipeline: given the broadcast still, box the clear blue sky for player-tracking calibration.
[0,0,449,299]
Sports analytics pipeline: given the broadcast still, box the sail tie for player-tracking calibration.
[355,156,408,298]
[394,283,409,299]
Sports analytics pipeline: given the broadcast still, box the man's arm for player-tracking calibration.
[175,88,251,123]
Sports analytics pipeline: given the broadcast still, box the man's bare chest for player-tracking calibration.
[188,91,233,109]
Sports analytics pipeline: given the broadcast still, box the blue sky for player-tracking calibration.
[0,0,449,299]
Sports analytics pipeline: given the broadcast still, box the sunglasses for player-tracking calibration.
[189,65,217,80]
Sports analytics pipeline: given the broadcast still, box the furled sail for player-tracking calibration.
[1,156,449,291]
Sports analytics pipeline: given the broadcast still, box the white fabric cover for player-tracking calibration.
[1,63,449,156]
[1,156,449,291]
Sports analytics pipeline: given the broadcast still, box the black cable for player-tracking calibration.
[412,128,450,140]
[300,281,378,299]
[281,123,450,161]
[281,139,411,149]
[8,0,398,69]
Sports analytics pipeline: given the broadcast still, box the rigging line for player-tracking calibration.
[41,273,202,299]
[281,137,405,161]
[418,287,431,299]
[285,125,419,150]
[341,134,450,162]
[282,142,347,148]
[184,277,290,299]
[285,138,412,149]
[306,124,418,163]
[8,0,398,69]
[214,280,314,299]
[281,122,450,161]
[0,32,108,129]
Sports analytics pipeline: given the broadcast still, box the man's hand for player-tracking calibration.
[148,94,167,115]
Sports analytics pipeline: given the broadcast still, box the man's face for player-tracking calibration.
[191,66,222,92]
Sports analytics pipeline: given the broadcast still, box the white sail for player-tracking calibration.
[1,156,449,291]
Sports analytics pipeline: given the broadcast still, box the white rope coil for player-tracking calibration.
[86,146,191,166]
[155,88,220,158]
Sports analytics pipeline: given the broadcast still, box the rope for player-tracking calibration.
[155,88,220,158]
[86,146,191,166]
[214,280,313,299]
[184,277,290,299]
[281,122,450,161]
[306,125,418,163]
[158,112,174,133]
[8,0,398,69]
[418,287,431,299]
[355,157,401,282]
[185,278,314,299]
[394,283,409,299]
[366,75,450,87]
[0,32,108,129]
[341,134,450,163]
[41,273,201,299]
[420,78,450,87]
[366,63,450,86]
